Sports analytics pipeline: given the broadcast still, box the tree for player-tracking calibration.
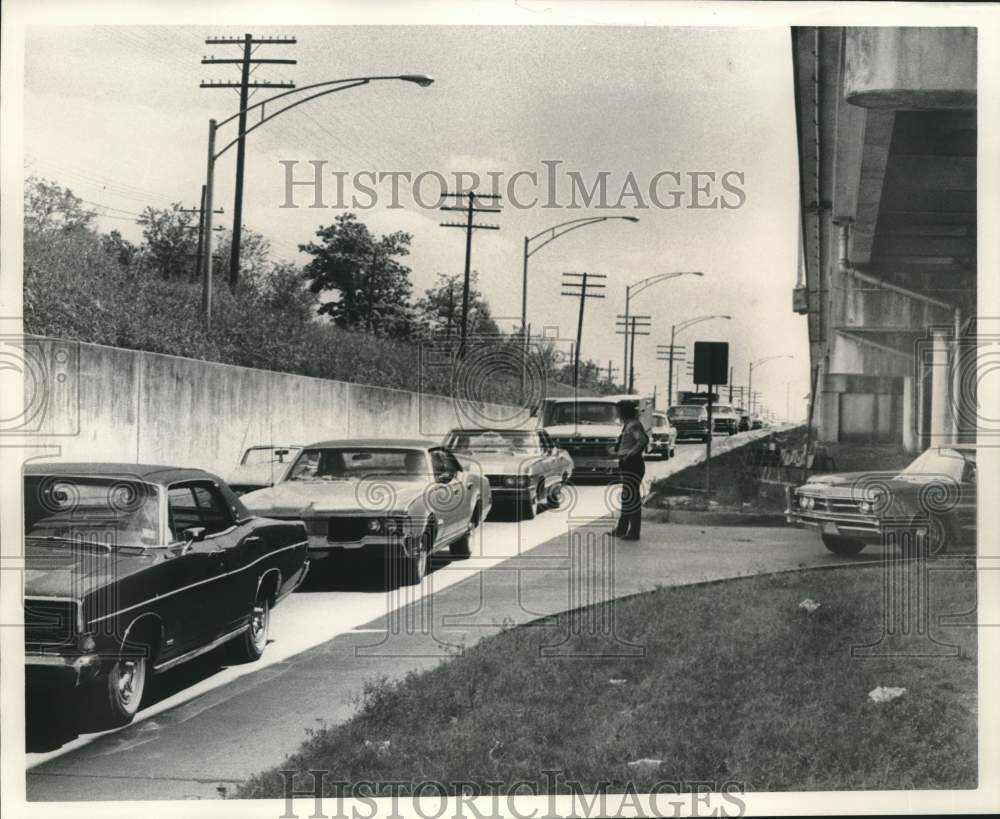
[138,203,198,280]
[214,227,272,291]
[24,176,96,234]
[300,213,415,336]
[415,270,500,339]
[101,230,140,269]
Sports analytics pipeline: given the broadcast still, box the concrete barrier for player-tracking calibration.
[21,336,530,475]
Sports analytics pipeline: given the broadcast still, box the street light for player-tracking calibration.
[622,271,702,392]
[520,216,638,388]
[201,73,434,324]
[748,355,794,415]
[666,314,731,405]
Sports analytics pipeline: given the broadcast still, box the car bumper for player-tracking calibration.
[306,533,419,556]
[25,650,103,687]
[488,486,533,499]
[568,457,619,474]
[785,510,883,543]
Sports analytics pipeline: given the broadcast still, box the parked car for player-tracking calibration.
[751,415,764,430]
[785,444,977,555]
[667,404,710,442]
[647,412,677,459]
[736,408,751,432]
[241,439,492,584]
[226,445,302,496]
[442,427,572,519]
[710,403,739,436]
[23,463,309,725]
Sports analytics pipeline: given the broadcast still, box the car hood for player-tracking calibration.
[242,480,427,517]
[802,471,901,489]
[545,424,621,440]
[452,452,541,474]
[23,540,159,600]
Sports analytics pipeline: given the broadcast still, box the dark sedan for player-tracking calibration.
[23,463,309,726]
[785,445,977,555]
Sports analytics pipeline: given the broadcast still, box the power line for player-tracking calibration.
[202,33,296,287]
[439,191,501,357]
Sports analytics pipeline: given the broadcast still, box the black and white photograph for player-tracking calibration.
[1,1,998,817]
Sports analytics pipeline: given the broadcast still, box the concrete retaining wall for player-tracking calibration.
[24,337,530,475]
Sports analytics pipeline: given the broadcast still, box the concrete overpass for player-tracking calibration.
[792,27,976,451]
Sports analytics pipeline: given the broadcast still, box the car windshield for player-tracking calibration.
[287,448,429,482]
[668,406,705,419]
[900,448,973,481]
[241,446,301,466]
[447,430,541,453]
[652,416,667,428]
[712,405,735,415]
[550,402,619,425]
[24,476,161,548]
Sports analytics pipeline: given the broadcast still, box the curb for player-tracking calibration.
[641,507,787,527]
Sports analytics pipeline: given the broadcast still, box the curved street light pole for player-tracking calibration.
[668,313,731,405]
[748,354,794,415]
[202,74,434,325]
[520,215,638,390]
[622,271,703,392]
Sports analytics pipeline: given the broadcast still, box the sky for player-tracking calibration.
[24,24,810,419]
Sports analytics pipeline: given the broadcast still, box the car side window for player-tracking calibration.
[431,450,454,482]
[442,450,463,475]
[539,431,553,451]
[168,482,233,540]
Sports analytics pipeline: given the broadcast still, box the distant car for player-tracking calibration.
[647,412,677,459]
[23,463,309,726]
[241,439,492,584]
[668,404,710,442]
[442,428,572,519]
[227,445,302,496]
[736,408,751,432]
[785,445,977,555]
[751,415,764,430]
[708,403,739,436]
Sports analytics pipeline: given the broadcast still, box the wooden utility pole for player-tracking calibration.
[439,192,501,357]
[561,272,607,387]
[615,314,651,393]
[201,34,296,287]
[179,185,223,281]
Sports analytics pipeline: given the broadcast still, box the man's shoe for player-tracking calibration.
[619,534,640,541]
[607,529,624,538]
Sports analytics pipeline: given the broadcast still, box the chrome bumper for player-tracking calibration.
[25,651,103,686]
[785,509,883,542]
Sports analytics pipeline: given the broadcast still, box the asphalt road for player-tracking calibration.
[24,431,792,801]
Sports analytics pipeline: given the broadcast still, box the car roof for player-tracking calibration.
[23,462,216,485]
[303,438,436,450]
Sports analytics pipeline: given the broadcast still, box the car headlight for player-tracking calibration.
[800,496,813,510]
[859,501,872,514]
[384,517,406,536]
[366,518,383,533]
[607,444,617,455]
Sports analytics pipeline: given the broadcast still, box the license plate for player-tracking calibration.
[822,522,839,536]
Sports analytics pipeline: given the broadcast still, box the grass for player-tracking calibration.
[238,563,977,796]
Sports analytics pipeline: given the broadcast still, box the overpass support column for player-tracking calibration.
[929,328,953,445]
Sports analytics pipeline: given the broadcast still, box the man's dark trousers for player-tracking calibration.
[615,452,646,537]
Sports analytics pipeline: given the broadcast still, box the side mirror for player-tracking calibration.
[183,526,207,543]
[438,472,454,484]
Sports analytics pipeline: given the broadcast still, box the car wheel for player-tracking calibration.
[821,534,866,556]
[450,504,477,559]
[547,477,565,509]
[228,595,270,663]
[534,480,547,514]
[520,491,537,521]
[401,526,432,585]
[90,651,148,726]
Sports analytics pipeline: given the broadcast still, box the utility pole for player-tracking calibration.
[561,272,606,388]
[656,342,685,408]
[202,34,296,287]
[606,360,620,386]
[439,192,501,357]
[615,314,650,393]
[179,185,224,281]
[728,366,734,403]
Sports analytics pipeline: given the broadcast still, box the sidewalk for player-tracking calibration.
[27,518,876,801]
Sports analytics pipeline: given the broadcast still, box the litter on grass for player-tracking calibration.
[626,759,663,776]
[868,686,906,703]
[799,598,821,613]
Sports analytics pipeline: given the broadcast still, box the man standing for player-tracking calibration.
[610,400,649,540]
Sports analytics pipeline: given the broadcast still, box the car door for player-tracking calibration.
[167,481,246,643]
[955,455,977,546]
[430,448,465,541]
[536,431,556,487]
